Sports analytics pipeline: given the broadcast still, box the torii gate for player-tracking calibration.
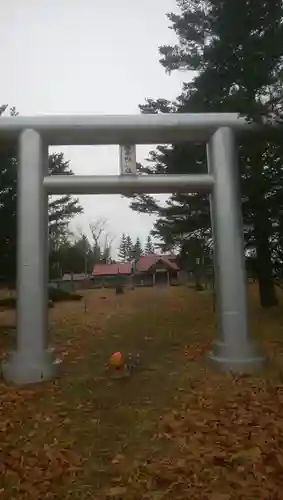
[0,113,264,384]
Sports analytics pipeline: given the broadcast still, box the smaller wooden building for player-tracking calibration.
[133,254,179,286]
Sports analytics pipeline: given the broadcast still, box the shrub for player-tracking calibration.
[195,282,204,291]
[0,297,54,309]
[48,287,83,302]
[0,297,16,309]
[0,289,82,309]
[69,293,83,301]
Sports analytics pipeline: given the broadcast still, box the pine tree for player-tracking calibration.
[132,237,143,261]
[145,235,154,254]
[125,235,133,261]
[118,233,128,261]
[0,105,83,283]
[129,0,283,307]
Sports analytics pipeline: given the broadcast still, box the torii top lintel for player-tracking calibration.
[0,112,261,146]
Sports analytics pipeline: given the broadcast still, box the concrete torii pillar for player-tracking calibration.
[2,129,60,384]
[207,127,263,370]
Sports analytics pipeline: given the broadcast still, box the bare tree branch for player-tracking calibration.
[89,218,114,262]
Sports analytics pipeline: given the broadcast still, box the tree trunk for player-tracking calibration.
[254,210,278,308]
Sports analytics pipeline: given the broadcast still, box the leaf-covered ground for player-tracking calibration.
[0,285,283,499]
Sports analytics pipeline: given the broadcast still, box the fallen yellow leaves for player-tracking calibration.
[106,485,127,498]
[0,286,283,499]
[0,443,82,498]
[127,370,283,499]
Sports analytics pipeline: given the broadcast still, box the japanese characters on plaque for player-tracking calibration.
[119,144,137,175]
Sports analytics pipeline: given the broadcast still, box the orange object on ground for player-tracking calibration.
[109,351,124,368]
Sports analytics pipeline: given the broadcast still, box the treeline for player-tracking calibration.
[118,234,154,261]
[129,0,283,308]
[49,219,114,278]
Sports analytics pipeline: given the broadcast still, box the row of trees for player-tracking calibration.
[50,219,114,278]
[118,234,155,262]
[52,226,155,275]
[129,0,283,308]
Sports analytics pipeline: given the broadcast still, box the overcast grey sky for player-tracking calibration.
[1,0,185,253]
